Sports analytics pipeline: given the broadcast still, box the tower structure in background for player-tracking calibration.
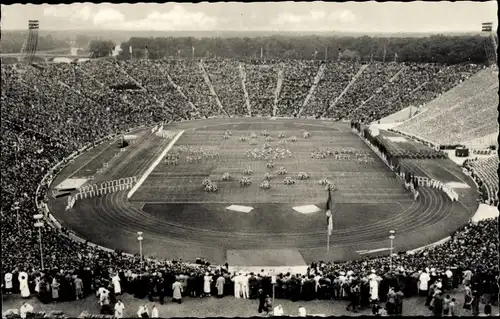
[21,20,39,64]
[481,22,497,66]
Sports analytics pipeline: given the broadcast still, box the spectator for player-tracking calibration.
[151,304,159,318]
[19,302,34,319]
[114,299,125,318]
[172,278,183,304]
[137,304,149,318]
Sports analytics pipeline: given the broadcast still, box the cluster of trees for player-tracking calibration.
[84,34,492,64]
[88,40,115,58]
[1,31,70,53]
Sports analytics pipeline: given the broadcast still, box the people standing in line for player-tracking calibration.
[114,299,125,318]
[172,278,183,304]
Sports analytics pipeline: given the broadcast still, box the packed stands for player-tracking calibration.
[165,60,221,118]
[244,60,279,116]
[302,61,360,118]
[204,59,248,116]
[277,60,319,117]
[1,59,497,316]
[395,67,497,146]
[463,156,499,205]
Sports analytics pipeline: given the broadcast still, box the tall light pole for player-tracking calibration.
[34,214,45,270]
[137,231,144,269]
[389,230,395,271]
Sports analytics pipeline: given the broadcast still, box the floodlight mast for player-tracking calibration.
[481,22,497,66]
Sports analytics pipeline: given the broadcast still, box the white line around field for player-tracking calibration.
[356,247,391,255]
[127,131,185,199]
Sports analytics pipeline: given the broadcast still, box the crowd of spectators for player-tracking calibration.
[277,60,320,117]
[396,66,497,146]
[463,156,499,206]
[244,61,280,117]
[1,59,497,317]
[204,59,248,116]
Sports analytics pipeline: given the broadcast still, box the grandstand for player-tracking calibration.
[395,67,499,147]
[1,55,498,317]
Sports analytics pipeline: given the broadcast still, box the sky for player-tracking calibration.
[0,2,497,33]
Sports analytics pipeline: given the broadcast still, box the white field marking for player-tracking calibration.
[226,205,254,213]
[293,205,321,214]
[356,247,391,255]
[127,130,185,199]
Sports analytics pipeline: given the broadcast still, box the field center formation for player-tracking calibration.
[2,2,499,318]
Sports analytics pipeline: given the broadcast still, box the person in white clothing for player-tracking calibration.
[20,302,34,319]
[241,273,249,299]
[114,299,125,318]
[151,304,159,318]
[97,287,109,299]
[232,272,242,298]
[273,305,284,316]
[4,272,13,294]
[137,304,149,318]
[418,270,431,297]
[203,272,213,297]
[298,306,307,317]
[18,271,30,298]
[368,269,381,302]
[112,274,122,295]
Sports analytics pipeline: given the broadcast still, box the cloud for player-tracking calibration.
[270,9,357,31]
[42,5,93,21]
[92,8,125,26]
[119,5,217,30]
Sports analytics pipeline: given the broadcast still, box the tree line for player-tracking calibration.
[86,34,492,64]
[1,31,70,54]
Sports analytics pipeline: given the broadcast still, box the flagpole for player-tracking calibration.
[327,229,330,254]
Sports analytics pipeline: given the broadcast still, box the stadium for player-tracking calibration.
[1,3,499,318]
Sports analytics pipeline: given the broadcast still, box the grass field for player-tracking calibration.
[131,123,410,205]
[47,118,477,265]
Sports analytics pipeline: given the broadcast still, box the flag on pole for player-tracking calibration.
[326,190,333,236]
[129,46,132,54]
[326,210,333,236]
[192,46,195,57]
